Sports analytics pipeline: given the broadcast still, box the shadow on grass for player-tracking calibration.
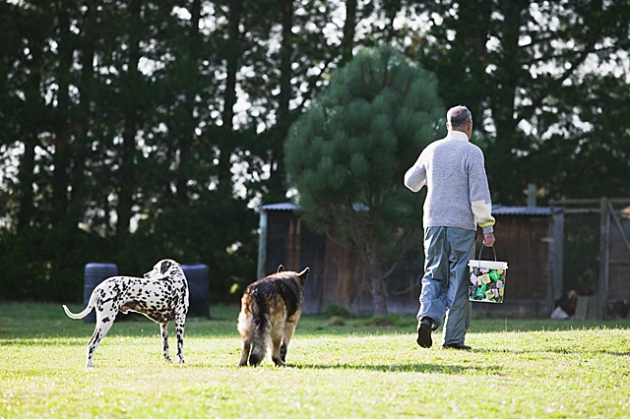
[292,362,503,374]
[543,348,630,357]
[470,347,630,357]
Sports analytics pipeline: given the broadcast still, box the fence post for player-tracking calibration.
[257,209,268,280]
[597,198,610,320]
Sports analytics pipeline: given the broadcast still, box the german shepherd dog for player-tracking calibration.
[237,265,309,367]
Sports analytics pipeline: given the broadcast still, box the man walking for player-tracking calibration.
[404,105,495,350]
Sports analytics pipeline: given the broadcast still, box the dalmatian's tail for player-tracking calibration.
[62,294,96,319]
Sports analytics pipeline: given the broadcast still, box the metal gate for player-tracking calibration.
[550,198,630,320]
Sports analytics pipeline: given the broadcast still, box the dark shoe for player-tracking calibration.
[442,343,472,350]
[416,318,433,348]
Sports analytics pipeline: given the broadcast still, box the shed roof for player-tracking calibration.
[260,202,555,216]
[259,202,300,211]
[491,205,553,216]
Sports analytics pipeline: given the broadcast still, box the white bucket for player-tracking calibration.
[468,259,508,303]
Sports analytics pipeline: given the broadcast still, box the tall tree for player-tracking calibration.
[285,46,444,315]
[1,4,53,233]
[408,0,630,204]
[115,0,142,240]
[50,0,74,227]
[239,0,339,204]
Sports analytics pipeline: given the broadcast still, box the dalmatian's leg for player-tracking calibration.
[86,305,117,367]
[174,311,186,364]
[160,322,172,362]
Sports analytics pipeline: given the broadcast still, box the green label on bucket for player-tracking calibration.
[476,284,486,298]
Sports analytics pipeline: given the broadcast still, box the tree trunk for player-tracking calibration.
[340,0,357,66]
[264,0,294,203]
[52,2,73,227]
[116,0,142,238]
[175,0,202,205]
[363,240,388,316]
[452,0,492,121]
[490,1,525,203]
[370,274,388,316]
[69,0,96,230]
[16,28,44,233]
[218,0,242,196]
[17,133,36,233]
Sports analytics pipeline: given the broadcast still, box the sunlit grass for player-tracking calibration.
[1,302,629,418]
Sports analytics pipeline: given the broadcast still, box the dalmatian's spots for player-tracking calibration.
[62,259,189,367]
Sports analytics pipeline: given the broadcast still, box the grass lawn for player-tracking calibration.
[1,302,629,418]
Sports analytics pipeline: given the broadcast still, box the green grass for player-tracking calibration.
[1,302,629,418]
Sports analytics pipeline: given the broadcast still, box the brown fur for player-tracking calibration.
[237,265,309,367]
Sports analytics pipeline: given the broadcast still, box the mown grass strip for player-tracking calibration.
[1,302,629,418]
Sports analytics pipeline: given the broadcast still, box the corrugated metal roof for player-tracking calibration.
[491,205,553,216]
[259,202,556,216]
[259,202,300,211]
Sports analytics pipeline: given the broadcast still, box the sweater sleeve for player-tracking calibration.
[404,154,427,192]
[468,148,495,233]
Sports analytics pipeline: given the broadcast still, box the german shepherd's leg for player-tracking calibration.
[238,340,251,367]
[280,312,301,364]
[160,322,172,362]
[279,341,287,363]
[174,311,186,364]
[270,325,286,367]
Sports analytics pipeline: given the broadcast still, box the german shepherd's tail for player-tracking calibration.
[247,292,271,366]
[63,291,97,320]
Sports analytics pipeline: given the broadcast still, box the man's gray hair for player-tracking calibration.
[447,106,472,129]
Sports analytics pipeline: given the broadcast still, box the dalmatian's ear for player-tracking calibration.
[160,260,173,275]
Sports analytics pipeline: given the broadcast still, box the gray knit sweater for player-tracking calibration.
[404,130,495,233]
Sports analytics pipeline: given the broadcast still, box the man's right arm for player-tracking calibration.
[404,157,426,192]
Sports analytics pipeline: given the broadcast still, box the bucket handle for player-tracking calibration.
[476,245,497,266]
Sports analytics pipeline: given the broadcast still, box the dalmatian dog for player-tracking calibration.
[62,259,189,367]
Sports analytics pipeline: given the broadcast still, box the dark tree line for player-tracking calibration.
[405,0,630,203]
[0,0,628,303]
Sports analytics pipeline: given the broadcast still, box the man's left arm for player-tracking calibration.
[469,149,495,235]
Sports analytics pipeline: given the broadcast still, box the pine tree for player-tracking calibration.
[285,45,444,315]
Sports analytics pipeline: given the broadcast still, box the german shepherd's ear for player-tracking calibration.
[297,267,309,287]
[277,264,285,273]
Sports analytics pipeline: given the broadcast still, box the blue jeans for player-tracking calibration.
[417,226,475,346]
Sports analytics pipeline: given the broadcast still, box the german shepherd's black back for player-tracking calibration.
[237,265,309,367]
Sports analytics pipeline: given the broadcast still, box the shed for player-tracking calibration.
[257,202,557,316]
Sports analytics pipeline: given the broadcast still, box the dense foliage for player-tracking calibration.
[0,0,628,303]
[285,46,443,315]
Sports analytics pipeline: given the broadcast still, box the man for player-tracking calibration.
[404,105,495,350]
